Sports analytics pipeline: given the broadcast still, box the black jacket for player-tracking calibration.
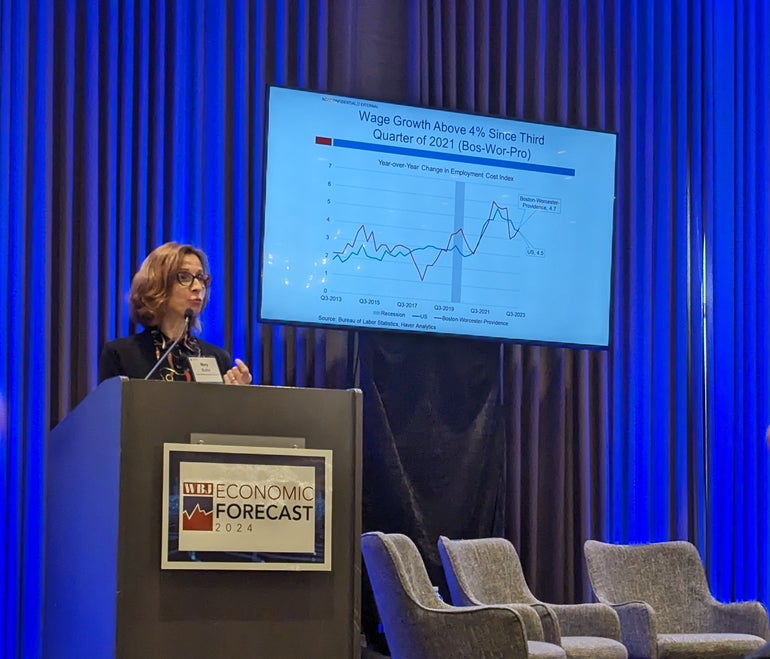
[98,328,231,382]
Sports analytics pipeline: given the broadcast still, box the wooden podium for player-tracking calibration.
[44,378,362,658]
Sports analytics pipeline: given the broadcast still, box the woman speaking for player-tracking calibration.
[98,242,251,385]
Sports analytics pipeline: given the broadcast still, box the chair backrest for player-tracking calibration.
[584,540,714,633]
[361,532,448,658]
[364,532,444,609]
[438,536,537,606]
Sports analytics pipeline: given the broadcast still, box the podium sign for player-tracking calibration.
[162,443,333,570]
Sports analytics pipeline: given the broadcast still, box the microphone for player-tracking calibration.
[144,308,194,380]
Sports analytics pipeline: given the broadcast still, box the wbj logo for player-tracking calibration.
[181,481,214,531]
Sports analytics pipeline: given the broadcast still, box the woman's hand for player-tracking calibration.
[224,358,252,385]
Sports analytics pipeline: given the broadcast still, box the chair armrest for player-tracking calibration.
[503,602,547,642]
[709,600,770,638]
[548,602,622,640]
[407,604,530,657]
[611,601,657,659]
[446,581,547,642]
[531,603,562,644]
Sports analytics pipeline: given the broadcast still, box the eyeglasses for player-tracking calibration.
[175,270,212,287]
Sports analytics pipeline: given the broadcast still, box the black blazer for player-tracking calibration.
[98,329,231,382]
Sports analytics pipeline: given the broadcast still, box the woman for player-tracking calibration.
[98,242,251,385]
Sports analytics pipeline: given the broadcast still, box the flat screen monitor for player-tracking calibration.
[259,86,617,348]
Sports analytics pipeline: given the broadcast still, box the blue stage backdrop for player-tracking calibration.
[1,1,769,657]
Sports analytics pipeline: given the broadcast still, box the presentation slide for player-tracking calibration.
[260,86,617,347]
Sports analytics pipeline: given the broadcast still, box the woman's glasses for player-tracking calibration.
[175,270,212,287]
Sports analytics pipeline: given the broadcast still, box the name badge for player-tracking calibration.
[188,357,224,383]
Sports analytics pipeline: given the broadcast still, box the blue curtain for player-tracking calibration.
[608,0,706,544]
[605,0,770,607]
[707,0,770,602]
[1,0,52,656]
[2,1,770,656]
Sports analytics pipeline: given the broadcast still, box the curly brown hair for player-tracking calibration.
[128,242,210,329]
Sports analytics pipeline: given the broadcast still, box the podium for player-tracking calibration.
[44,378,362,659]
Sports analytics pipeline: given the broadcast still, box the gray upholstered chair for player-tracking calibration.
[438,536,628,658]
[584,539,769,658]
[361,532,567,658]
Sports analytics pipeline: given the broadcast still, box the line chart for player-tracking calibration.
[332,201,538,281]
